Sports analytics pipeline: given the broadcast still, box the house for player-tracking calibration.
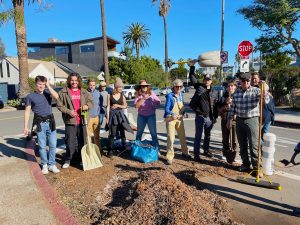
[0,57,69,101]
[28,36,125,72]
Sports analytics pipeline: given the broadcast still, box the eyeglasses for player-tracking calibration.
[241,79,250,83]
[175,86,182,88]
[100,85,106,87]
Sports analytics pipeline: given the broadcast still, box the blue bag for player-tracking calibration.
[131,140,159,163]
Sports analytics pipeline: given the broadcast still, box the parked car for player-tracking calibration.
[122,84,136,99]
[160,87,172,95]
[152,87,161,96]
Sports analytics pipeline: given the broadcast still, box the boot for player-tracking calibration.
[108,137,114,158]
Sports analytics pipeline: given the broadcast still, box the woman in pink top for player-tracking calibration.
[134,80,161,147]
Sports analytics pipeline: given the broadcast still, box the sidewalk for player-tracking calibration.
[274,107,300,128]
[0,137,76,225]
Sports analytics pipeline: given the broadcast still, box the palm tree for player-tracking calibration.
[100,0,110,84]
[152,0,171,76]
[122,22,150,59]
[0,0,42,98]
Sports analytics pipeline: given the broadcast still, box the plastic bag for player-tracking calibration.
[131,140,159,163]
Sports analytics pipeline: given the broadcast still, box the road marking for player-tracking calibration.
[0,111,61,121]
[274,170,300,181]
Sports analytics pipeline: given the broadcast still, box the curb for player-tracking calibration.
[274,120,300,129]
[0,107,17,113]
[25,139,78,225]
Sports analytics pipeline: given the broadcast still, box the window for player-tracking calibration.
[0,62,3,78]
[55,46,69,55]
[27,47,40,53]
[6,62,10,77]
[79,42,95,53]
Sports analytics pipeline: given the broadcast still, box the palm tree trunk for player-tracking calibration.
[163,16,169,84]
[13,0,30,98]
[100,0,110,84]
[136,40,140,59]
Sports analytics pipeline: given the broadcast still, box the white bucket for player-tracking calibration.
[262,158,273,175]
[263,133,276,147]
[263,146,275,153]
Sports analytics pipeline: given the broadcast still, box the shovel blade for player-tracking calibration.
[81,143,103,171]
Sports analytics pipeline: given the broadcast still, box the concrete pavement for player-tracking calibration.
[0,106,299,224]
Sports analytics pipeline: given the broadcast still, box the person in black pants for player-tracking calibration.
[106,77,133,157]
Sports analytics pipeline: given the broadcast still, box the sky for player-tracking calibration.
[0,0,284,68]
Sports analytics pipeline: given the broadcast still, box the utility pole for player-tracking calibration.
[220,0,225,84]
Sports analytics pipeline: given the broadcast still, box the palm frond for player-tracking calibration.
[0,8,14,26]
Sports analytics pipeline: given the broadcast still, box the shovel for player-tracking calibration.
[81,109,103,171]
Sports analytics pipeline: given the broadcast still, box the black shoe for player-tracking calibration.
[203,151,213,158]
[238,164,251,172]
[194,156,202,163]
[182,154,192,160]
[293,208,300,217]
[107,150,113,158]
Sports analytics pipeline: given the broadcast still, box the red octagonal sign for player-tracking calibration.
[238,40,253,57]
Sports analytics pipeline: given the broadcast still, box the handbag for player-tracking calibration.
[131,140,159,163]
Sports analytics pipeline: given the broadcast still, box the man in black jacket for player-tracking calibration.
[189,61,218,162]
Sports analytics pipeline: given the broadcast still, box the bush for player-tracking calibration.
[7,99,21,108]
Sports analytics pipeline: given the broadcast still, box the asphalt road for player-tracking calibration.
[0,91,299,177]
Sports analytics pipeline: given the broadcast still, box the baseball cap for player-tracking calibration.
[204,74,213,80]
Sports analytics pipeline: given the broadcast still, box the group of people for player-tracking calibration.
[23,65,274,178]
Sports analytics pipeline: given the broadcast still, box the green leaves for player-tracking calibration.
[0,8,14,26]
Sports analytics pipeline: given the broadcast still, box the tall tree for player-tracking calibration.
[0,0,43,97]
[152,0,171,76]
[238,0,300,57]
[122,22,150,59]
[0,38,5,58]
[100,0,110,84]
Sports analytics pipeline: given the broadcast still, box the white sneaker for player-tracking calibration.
[41,164,49,175]
[62,163,70,169]
[48,165,60,173]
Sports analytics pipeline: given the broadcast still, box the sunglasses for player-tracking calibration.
[100,85,106,87]
[175,86,182,88]
[241,79,250,83]
[141,85,149,87]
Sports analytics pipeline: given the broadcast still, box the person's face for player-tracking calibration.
[88,81,96,91]
[252,75,260,86]
[227,84,236,94]
[70,76,79,89]
[36,81,46,93]
[174,84,183,94]
[141,85,148,93]
[115,86,123,93]
[100,84,106,91]
[203,78,212,87]
[240,78,251,90]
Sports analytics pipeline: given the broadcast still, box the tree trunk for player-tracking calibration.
[100,0,110,84]
[136,40,140,59]
[13,0,30,98]
[163,16,169,84]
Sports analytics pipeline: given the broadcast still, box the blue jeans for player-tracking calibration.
[99,113,105,126]
[136,114,158,147]
[194,115,213,157]
[262,121,272,141]
[36,121,57,166]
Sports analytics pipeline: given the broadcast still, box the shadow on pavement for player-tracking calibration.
[0,138,28,160]
[175,170,296,216]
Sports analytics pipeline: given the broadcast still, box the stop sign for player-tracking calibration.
[238,41,253,57]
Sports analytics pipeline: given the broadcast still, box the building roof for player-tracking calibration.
[28,36,120,46]
[5,57,69,78]
[54,61,98,78]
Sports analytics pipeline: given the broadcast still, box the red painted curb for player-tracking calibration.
[25,139,78,225]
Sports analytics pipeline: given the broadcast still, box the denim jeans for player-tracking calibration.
[262,121,272,141]
[136,113,158,147]
[99,113,106,126]
[36,121,57,166]
[194,115,213,157]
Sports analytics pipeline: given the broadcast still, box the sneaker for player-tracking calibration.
[166,160,173,165]
[62,163,70,169]
[203,151,213,158]
[238,164,251,172]
[41,164,49,175]
[48,165,60,174]
[293,208,300,217]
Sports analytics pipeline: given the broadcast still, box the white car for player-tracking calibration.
[160,87,172,95]
[122,84,136,99]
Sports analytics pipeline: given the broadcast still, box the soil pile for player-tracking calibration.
[91,170,241,225]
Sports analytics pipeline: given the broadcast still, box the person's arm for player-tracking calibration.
[23,105,31,136]
[82,90,94,111]
[106,94,110,123]
[134,93,147,108]
[46,81,59,100]
[188,60,198,87]
[164,94,174,117]
[150,91,161,106]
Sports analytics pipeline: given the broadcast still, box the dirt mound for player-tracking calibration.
[91,170,241,225]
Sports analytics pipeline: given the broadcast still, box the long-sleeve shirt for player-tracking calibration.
[134,91,161,116]
[164,92,184,118]
[228,86,261,120]
[87,88,100,118]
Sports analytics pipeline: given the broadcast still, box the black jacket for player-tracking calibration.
[189,66,218,119]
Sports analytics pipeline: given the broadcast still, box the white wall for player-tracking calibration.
[29,64,55,85]
[0,59,19,85]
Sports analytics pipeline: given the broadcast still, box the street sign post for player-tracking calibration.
[220,51,228,64]
[238,41,253,57]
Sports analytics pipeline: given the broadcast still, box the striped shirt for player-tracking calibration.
[228,86,261,119]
